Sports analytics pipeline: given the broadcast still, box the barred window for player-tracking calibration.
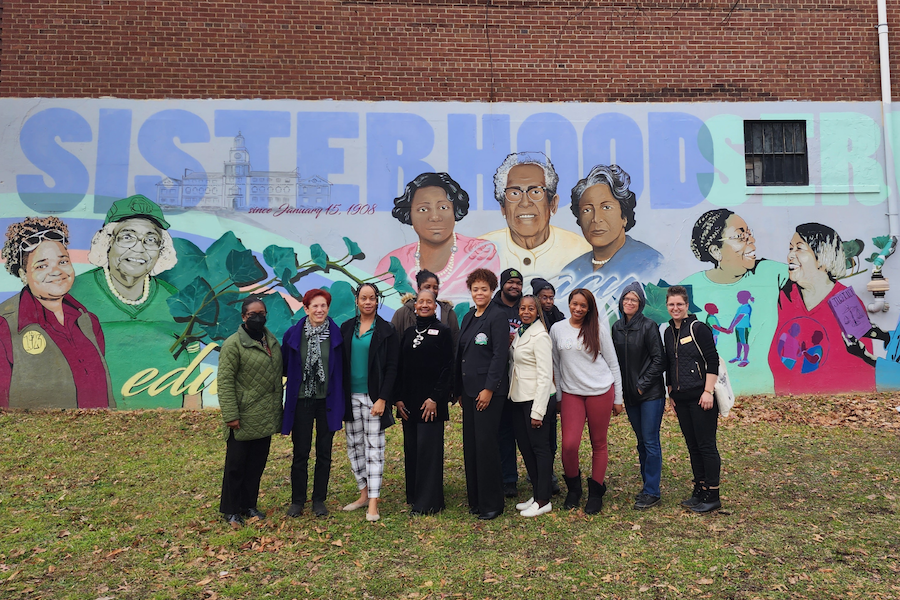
[744,121,809,186]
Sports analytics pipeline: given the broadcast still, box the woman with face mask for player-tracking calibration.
[216,296,284,528]
[339,283,399,522]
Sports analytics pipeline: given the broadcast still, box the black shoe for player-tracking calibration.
[563,472,582,510]
[690,486,721,513]
[551,473,561,496]
[242,507,266,520]
[503,482,518,498]
[478,510,502,520]
[680,481,703,508]
[468,506,480,515]
[584,478,606,515]
[633,494,661,510]
[312,501,329,517]
[286,503,304,517]
[224,513,244,528]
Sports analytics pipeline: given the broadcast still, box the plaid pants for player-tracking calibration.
[345,393,386,498]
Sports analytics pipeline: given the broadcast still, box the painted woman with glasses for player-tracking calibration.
[0,216,114,409]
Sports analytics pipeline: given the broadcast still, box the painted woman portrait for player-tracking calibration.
[376,172,499,305]
[679,208,788,394]
[0,216,114,409]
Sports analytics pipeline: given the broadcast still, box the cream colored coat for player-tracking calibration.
[508,320,556,421]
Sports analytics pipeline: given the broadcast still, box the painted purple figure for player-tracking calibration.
[777,322,802,370]
[719,291,754,367]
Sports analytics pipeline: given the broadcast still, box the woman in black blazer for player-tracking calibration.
[395,288,454,515]
[340,283,400,522]
[455,268,510,520]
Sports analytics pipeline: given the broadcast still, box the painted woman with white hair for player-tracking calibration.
[70,195,194,409]
[767,222,877,395]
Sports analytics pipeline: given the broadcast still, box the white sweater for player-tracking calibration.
[550,318,623,405]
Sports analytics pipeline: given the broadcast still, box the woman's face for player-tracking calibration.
[578,184,627,250]
[787,232,822,285]
[242,301,267,323]
[356,286,378,317]
[469,280,492,309]
[410,186,454,246]
[306,295,330,326]
[569,293,590,325]
[22,240,75,300]
[666,294,688,321]
[714,214,756,273]
[107,218,163,281]
[622,291,640,318]
[415,293,437,318]
[519,298,538,325]
[418,276,440,298]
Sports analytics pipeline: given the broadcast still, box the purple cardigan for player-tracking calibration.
[281,316,345,434]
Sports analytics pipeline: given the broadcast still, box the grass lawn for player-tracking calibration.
[1,394,898,599]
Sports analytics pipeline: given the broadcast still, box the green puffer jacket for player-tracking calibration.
[217,326,284,441]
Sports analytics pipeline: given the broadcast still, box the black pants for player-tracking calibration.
[510,400,553,503]
[499,402,518,484]
[290,398,335,504]
[547,393,559,459]
[402,418,445,514]
[219,431,271,515]
[461,392,505,514]
[673,397,721,487]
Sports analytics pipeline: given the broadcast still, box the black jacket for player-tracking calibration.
[390,295,460,356]
[455,302,510,398]
[340,315,399,429]
[396,317,454,422]
[490,290,522,338]
[664,314,719,402]
[611,282,665,406]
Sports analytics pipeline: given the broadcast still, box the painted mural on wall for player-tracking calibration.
[2,98,900,408]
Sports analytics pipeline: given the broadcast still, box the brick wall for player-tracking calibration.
[0,1,897,101]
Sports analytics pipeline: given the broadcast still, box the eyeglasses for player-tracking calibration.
[20,229,68,254]
[721,229,753,243]
[115,231,162,251]
[504,186,547,203]
[622,297,640,304]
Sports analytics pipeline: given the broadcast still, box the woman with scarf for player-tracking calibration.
[395,288,454,514]
[217,296,284,528]
[611,282,666,510]
[282,288,345,518]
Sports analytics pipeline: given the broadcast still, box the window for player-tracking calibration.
[744,121,808,186]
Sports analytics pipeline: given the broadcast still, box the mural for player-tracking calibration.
[3,98,900,408]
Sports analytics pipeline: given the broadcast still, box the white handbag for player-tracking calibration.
[690,321,736,417]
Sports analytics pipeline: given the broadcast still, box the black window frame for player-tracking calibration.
[744,120,809,186]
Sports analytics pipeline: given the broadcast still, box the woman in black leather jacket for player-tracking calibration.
[611,282,666,510]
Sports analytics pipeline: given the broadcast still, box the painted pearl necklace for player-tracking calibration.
[104,267,150,306]
[415,232,458,279]
[591,256,612,266]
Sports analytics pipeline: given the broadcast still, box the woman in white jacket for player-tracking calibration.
[508,295,556,517]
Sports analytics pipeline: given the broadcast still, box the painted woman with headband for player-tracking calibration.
[339,283,400,522]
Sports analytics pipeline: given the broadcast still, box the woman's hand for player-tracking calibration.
[371,398,386,417]
[421,399,438,422]
[530,418,543,428]
[476,389,493,411]
[226,419,240,429]
[612,404,625,416]
[395,401,409,421]
[699,390,714,411]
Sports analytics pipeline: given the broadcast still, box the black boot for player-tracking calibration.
[584,478,607,515]
[690,486,721,513]
[563,472,582,509]
[680,481,703,508]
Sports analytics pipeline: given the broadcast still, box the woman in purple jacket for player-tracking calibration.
[282,288,345,518]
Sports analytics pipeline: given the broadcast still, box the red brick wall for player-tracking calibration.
[0,1,896,101]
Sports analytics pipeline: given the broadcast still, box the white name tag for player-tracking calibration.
[427,329,440,335]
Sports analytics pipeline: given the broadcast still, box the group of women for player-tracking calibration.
[217,267,725,527]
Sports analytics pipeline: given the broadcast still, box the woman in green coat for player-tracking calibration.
[218,296,284,528]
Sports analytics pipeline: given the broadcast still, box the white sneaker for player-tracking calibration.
[515,497,535,511]
[520,501,552,518]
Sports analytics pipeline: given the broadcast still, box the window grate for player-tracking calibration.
[744,120,809,186]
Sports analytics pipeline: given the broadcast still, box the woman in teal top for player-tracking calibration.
[339,283,399,522]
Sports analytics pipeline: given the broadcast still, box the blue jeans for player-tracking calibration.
[625,398,665,498]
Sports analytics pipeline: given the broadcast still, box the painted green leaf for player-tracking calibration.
[873,235,892,250]
[326,281,357,326]
[166,276,218,325]
[205,231,248,285]
[642,282,670,325]
[865,252,880,263]
[261,293,295,341]
[388,256,414,294]
[225,249,267,286]
[156,237,211,290]
[263,245,301,297]
[310,244,328,270]
[198,303,243,341]
[842,239,864,260]
[342,236,366,260]
[454,301,471,328]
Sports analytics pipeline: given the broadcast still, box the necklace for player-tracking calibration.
[412,322,431,349]
[415,232,458,279]
[591,256,611,266]
[105,267,150,306]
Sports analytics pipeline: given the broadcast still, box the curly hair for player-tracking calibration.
[87,221,177,276]
[569,164,637,229]
[493,152,559,206]
[391,172,470,225]
[690,209,734,265]
[465,268,498,291]
[2,216,70,276]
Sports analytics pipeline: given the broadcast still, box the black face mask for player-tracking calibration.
[245,313,267,333]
